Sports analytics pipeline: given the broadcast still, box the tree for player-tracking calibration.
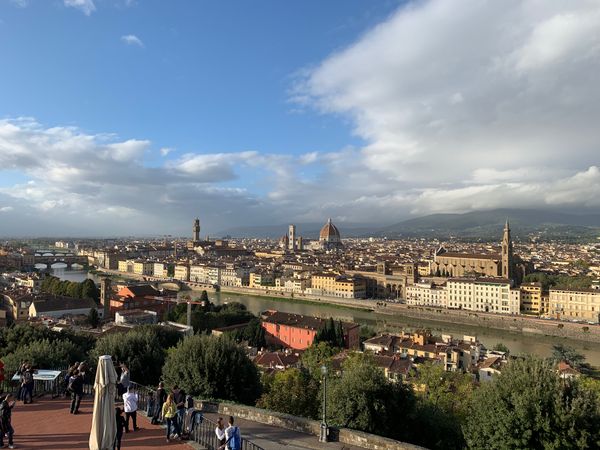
[551,344,586,369]
[301,341,340,379]
[257,368,319,418]
[87,308,100,328]
[2,339,80,369]
[463,357,600,449]
[314,318,344,348]
[81,279,100,304]
[327,354,414,440]
[492,342,510,355]
[406,362,474,449]
[200,290,209,303]
[162,335,261,405]
[91,325,182,385]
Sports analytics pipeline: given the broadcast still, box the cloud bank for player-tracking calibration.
[2,0,600,236]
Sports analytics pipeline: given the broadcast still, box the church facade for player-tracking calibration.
[431,221,517,280]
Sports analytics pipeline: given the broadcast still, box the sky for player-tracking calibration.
[0,0,599,237]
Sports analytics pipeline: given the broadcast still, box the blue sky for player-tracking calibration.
[1,0,600,237]
[1,1,396,158]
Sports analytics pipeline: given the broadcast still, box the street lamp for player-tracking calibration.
[319,364,328,442]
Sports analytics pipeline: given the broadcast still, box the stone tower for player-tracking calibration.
[288,224,296,251]
[501,220,513,280]
[193,218,200,242]
[100,277,111,320]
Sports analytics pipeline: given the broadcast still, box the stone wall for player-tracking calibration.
[396,305,600,343]
[213,402,426,450]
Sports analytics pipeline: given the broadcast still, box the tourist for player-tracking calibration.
[20,364,34,404]
[221,416,241,450]
[114,406,126,450]
[24,364,35,404]
[0,393,16,449]
[15,361,27,402]
[152,381,167,425]
[146,390,155,417]
[171,385,186,432]
[162,393,181,443]
[68,369,84,414]
[118,364,130,396]
[215,417,226,447]
[183,394,194,434]
[122,386,140,432]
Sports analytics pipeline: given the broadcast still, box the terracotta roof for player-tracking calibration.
[255,351,300,368]
[32,295,97,313]
[319,218,341,241]
[437,252,500,261]
[262,310,358,332]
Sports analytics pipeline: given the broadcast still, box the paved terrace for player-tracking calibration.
[10,397,361,450]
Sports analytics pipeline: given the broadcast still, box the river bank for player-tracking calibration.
[219,286,600,344]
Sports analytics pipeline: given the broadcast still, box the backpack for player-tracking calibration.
[227,426,241,450]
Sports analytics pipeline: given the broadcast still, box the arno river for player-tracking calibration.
[46,266,600,367]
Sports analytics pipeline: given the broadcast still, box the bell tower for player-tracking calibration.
[501,220,513,280]
[193,218,200,242]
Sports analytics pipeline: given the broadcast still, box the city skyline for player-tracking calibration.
[1,0,600,237]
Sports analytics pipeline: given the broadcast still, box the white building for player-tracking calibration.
[29,296,102,319]
[446,278,519,315]
[406,281,447,307]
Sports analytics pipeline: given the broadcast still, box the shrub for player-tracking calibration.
[162,334,261,405]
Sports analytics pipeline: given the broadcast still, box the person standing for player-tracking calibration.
[171,385,186,433]
[215,417,226,447]
[114,407,126,450]
[162,394,181,443]
[222,416,241,450]
[152,381,167,425]
[69,369,84,414]
[118,364,130,396]
[0,394,16,449]
[122,386,139,432]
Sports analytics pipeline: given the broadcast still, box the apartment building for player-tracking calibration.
[520,282,546,315]
[446,278,520,315]
[133,260,154,276]
[406,281,447,307]
[174,264,190,281]
[309,273,366,299]
[549,288,600,323]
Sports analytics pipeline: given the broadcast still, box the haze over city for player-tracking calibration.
[1,0,600,237]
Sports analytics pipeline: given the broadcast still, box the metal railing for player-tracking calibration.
[130,381,264,450]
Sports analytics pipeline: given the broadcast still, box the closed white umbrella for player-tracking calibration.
[89,355,118,450]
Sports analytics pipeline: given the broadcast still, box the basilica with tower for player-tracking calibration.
[431,221,527,282]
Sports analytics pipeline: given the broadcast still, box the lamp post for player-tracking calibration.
[319,364,328,442]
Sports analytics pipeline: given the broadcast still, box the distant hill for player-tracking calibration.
[378,209,600,240]
[218,209,600,241]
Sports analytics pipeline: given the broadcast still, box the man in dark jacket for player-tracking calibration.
[69,369,84,414]
[0,393,16,449]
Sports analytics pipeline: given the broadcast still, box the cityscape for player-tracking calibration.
[1,1,600,450]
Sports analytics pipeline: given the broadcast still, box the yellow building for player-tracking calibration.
[520,282,544,315]
[249,272,275,288]
[549,288,600,323]
[310,273,366,299]
[133,260,154,276]
[174,264,190,282]
[118,260,133,273]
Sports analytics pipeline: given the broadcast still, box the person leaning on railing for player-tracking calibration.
[162,393,181,443]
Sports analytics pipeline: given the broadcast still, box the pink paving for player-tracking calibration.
[9,397,190,450]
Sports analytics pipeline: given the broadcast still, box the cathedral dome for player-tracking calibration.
[319,218,341,242]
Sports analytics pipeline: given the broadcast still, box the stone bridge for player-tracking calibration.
[34,254,89,268]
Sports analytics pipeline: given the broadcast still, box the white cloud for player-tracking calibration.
[160,147,174,157]
[0,206,13,212]
[121,34,144,48]
[294,0,600,215]
[64,0,96,16]
[10,0,28,7]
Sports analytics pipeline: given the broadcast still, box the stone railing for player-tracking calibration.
[202,401,426,450]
